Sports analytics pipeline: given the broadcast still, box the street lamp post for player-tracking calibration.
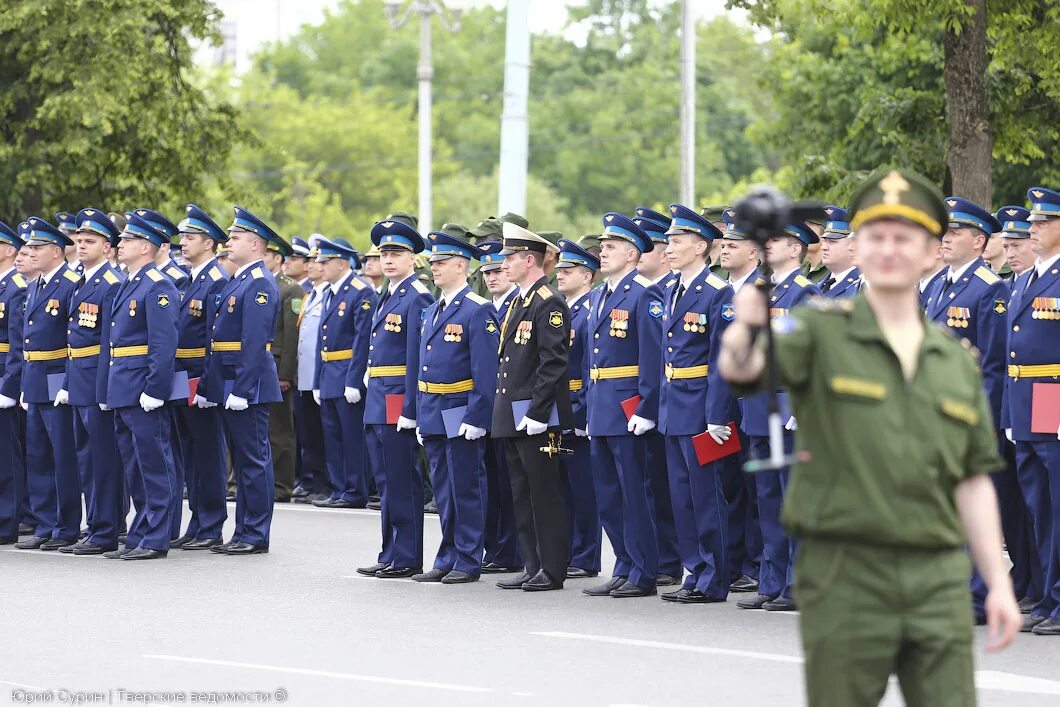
[385,1,465,233]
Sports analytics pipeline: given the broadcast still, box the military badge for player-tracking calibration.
[608,309,628,338]
[485,319,497,334]
[129,300,137,317]
[549,311,563,328]
[189,299,203,318]
[228,295,237,313]
[46,298,60,316]
[993,299,1007,315]
[648,300,663,318]
[444,323,464,343]
[515,320,533,344]
[721,303,735,321]
[255,292,268,306]
[0,302,5,319]
[338,301,346,317]
[361,301,371,311]
[157,293,170,308]
[292,298,303,314]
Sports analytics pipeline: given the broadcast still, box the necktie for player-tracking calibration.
[322,288,333,313]
[821,276,835,293]
[1026,267,1040,288]
[598,285,612,316]
[376,288,391,312]
[434,298,447,324]
[671,282,686,313]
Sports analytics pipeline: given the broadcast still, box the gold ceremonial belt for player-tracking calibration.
[418,379,474,394]
[111,345,149,357]
[0,342,10,353]
[1008,364,1060,380]
[175,348,207,359]
[569,379,584,392]
[24,348,66,361]
[68,345,101,359]
[589,365,639,381]
[321,349,353,362]
[368,365,407,378]
[665,363,708,381]
[211,341,272,352]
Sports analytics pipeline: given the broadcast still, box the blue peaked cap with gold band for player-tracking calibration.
[178,204,228,243]
[1027,186,1060,222]
[24,217,73,248]
[75,208,121,246]
[784,221,820,245]
[995,206,1031,238]
[314,236,356,260]
[290,237,310,257]
[633,206,670,244]
[0,220,21,249]
[55,212,77,233]
[478,240,505,272]
[555,237,600,271]
[370,217,425,253]
[945,197,1001,235]
[666,203,722,241]
[332,237,362,269]
[130,208,178,240]
[721,207,748,240]
[228,205,285,252]
[601,212,654,252]
[428,229,482,262]
[820,205,851,239]
[122,211,170,248]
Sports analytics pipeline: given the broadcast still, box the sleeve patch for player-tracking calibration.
[255,291,269,306]
[721,303,735,321]
[291,298,302,314]
[548,310,564,328]
[648,300,663,318]
[485,319,498,334]
[103,270,119,285]
[146,269,163,282]
[156,293,171,308]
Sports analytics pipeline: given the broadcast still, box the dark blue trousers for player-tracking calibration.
[221,404,274,546]
[1015,440,1060,620]
[73,404,122,547]
[319,396,368,505]
[718,442,762,582]
[366,423,423,569]
[167,405,185,540]
[0,407,25,539]
[174,403,228,540]
[647,431,681,579]
[26,403,78,540]
[666,434,730,598]
[424,435,485,574]
[295,391,328,494]
[590,434,659,589]
[114,405,176,551]
[483,438,521,568]
[561,434,600,572]
[749,435,794,599]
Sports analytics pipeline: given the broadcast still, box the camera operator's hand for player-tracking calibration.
[732,285,768,328]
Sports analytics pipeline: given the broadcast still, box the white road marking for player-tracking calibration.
[976,670,1060,695]
[0,548,71,559]
[268,503,440,521]
[0,678,47,690]
[141,655,491,693]
[533,631,803,664]
[342,574,447,585]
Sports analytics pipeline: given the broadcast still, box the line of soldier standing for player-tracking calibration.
[0,187,1057,629]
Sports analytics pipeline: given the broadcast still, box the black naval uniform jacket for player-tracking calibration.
[491,276,573,437]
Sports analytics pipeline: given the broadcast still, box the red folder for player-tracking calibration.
[692,423,742,466]
[620,395,641,421]
[1031,383,1060,434]
[188,377,200,407]
[386,394,404,425]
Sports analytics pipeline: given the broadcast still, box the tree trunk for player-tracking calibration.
[943,0,992,204]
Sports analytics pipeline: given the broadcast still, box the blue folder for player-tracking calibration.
[47,373,65,401]
[511,399,559,427]
[441,405,468,439]
[169,370,190,402]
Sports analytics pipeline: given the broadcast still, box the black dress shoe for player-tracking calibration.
[736,593,776,609]
[583,576,626,596]
[762,597,796,611]
[661,588,724,603]
[15,535,49,550]
[1022,614,1048,632]
[566,567,599,579]
[323,498,366,509]
[482,562,523,574]
[18,523,35,535]
[412,568,447,582]
[1018,596,1037,614]
[292,486,310,499]
[182,538,223,550]
[441,570,478,584]
[210,541,237,554]
[357,562,390,576]
[292,495,313,504]
[103,548,133,559]
[312,497,336,507]
[72,542,116,556]
[60,540,99,554]
[522,570,563,592]
[376,566,420,579]
[122,547,168,560]
[610,580,656,598]
[0,536,16,545]
[40,538,76,551]
[1031,617,1060,635]
[170,535,194,548]
[497,572,532,589]
[117,532,128,545]
[366,500,382,511]
[368,494,381,503]
[224,542,269,555]
[729,574,760,593]
[656,574,681,586]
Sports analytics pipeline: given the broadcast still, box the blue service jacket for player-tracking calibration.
[920,268,947,311]
[1003,264,1060,441]
[584,269,664,436]
[200,260,281,406]
[64,263,123,405]
[823,267,861,300]
[364,273,434,425]
[158,258,190,292]
[176,259,229,379]
[925,257,1008,428]
[567,291,591,431]
[96,265,179,408]
[658,267,736,436]
[314,270,377,399]
[415,285,499,436]
[739,268,821,435]
[0,269,28,400]
[21,264,81,404]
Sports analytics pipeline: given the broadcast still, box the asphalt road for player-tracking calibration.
[1,502,1058,707]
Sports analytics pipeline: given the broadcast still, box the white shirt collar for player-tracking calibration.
[331,270,353,295]
[679,264,707,289]
[188,259,213,282]
[81,261,107,282]
[1037,252,1060,276]
[439,282,468,307]
[827,266,856,284]
[494,284,518,309]
[566,290,591,307]
[389,272,415,295]
[0,267,13,283]
[41,262,65,285]
[605,268,635,290]
[771,266,799,285]
[728,269,756,292]
[234,260,260,279]
[947,258,977,283]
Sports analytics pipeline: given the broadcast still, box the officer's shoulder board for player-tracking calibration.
[63,269,80,283]
[974,266,1001,285]
[412,279,432,296]
[465,292,488,305]
[167,266,185,280]
[250,266,265,279]
[805,296,853,314]
[11,273,26,288]
[146,268,164,282]
[208,266,224,281]
[704,273,727,291]
[536,284,553,301]
[794,274,813,288]
[633,274,652,288]
[103,269,120,286]
[348,276,366,291]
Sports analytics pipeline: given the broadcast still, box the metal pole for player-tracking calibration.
[417,7,433,232]
[497,0,530,216]
[679,0,695,204]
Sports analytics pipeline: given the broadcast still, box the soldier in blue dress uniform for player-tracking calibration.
[130,209,189,291]
[55,209,125,554]
[14,218,82,551]
[657,204,737,603]
[171,205,231,550]
[0,222,28,543]
[554,238,602,579]
[356,215,434,578]
[312,237,377,509]
[996,206,1037,282]
[818,206,861,299]
[582,212,664,599]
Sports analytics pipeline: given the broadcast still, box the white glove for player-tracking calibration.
[344,386,362,405]
[784,415,798,431]
[313,389,321,405]
[0,393,16,409]
[139,392,164,412]
[574,428,588,437]
[99,403,110,412]
[516,416,548,436]
[627,414,656,436]
[19,393,27,411]
[459,422,487,441]
[396,415,417,431]
[53,389,69,407]
[1005,428,1013,443]
[415,427,424,446]
[707,423,732,445]
[224,394,249,411]
[194,395,217,409]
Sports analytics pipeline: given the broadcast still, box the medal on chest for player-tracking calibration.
[78,302,99,328]
[515,320,533,344]
[228,295,237,313]
[609,309,628,338]
[946,306,970,328]
[128,299,137,318]
[444,323,463,343]
[683,312,706,333]
[385,313,403,333]
[46,298,60,316]
[338,301,347,317]
[1032,297,1058,320]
